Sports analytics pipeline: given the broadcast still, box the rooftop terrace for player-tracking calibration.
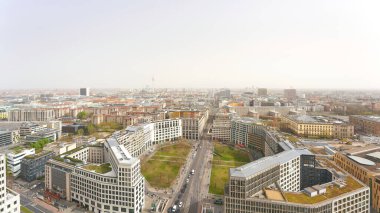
[283,177,363,204]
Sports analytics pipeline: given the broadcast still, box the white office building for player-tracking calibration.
[0,154,20,213]
[6,148,35,177]
[153,119,182,144]
[45,138,144,213]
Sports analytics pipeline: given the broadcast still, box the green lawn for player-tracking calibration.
[142,142,191,189]
[21,206,33,213]
[213,142,251,162]
[209,142,251,195]
[83,163,112,174]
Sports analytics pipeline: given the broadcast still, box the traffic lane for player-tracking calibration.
[187,140,208,213]
[20,194,51,213]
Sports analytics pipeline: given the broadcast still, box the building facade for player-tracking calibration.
[349,115,380,136]
[0,154,20,213]
[211,113,232,142]
[0,131,12,146]
[333,146,380,212]
[45,138,145,213]
[225,149,370,213]
[282,115,354,139]
[8,109,55,122]
[7,148,35,177]
[21,151,54,182]
[80,88,90,96]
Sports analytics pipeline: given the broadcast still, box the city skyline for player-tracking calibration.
[1,0,380,89]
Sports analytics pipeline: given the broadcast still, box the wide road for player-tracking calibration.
[20,193,51,213]
[181,139,210,213]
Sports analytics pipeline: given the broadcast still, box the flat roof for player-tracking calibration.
[264,189,284,201]
[348,156,375,166]
[286,115,347,124]
[230,149,312,178]
[351,115,380,123]
[366,151,380,160]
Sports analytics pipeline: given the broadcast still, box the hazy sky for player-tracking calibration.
[1,1,380,89]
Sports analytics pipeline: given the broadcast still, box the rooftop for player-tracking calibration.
[342,145,380,173]
[230,149,312,178]
[82,163,112,174]
[283,177,364,204]
[286,115,347,124]
[351,115,380,123]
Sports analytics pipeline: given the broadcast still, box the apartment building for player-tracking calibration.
[45,138,145,213]
[225,148,370,213]
[21,151,54,182]
[153,119,182,143]
[168,110,208,140]
[282,115,354,139]
[8,109,55,121]
[7,148,35,177]
[0,154,20,213]
[334,145,380,212]
[349,115,380,136]
[211,113,232,142]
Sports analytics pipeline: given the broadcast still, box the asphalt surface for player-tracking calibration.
[180,139,209,213]
[20,193,51,213]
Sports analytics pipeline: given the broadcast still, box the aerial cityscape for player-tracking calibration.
[1,1,380,213]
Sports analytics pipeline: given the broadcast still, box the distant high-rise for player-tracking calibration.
[257,88,268,96]
[284,89,297,100]
[80,88,90,96]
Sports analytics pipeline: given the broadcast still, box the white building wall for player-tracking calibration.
[279,156,301,192]
[0,154,20,213]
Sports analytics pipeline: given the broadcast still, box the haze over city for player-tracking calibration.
[1,0,380,89]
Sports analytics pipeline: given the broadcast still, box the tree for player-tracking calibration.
[86,124,96,135]
[77,111,88,120]
[77,129,84,136]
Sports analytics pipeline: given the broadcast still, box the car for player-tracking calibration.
[172,205,178,212]
[214,199,223,205]
[186,178,189,183]
[191,169,195,175]
[179,202,183,208]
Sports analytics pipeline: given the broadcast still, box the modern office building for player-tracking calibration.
[113,124,154,158]
[334,145,380,212]
[212,113,233,142]
[0,154,20,213]
[80,88,90,96]
[45,138,145,213]
[282,115,354,139]
[349,115,380,136]
[0,130,13,146]
[112,119,182,157]
[153,119,182,143]
[168,110,208,140]
[8,109,55,122]
[225,149,369,213]
[7,148,35,177]
[257,88,268,96]
[230,117,261,146]
[20,151,54,182]
[284,88,297,100]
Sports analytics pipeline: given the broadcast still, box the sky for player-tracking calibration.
[1,0,380,89]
